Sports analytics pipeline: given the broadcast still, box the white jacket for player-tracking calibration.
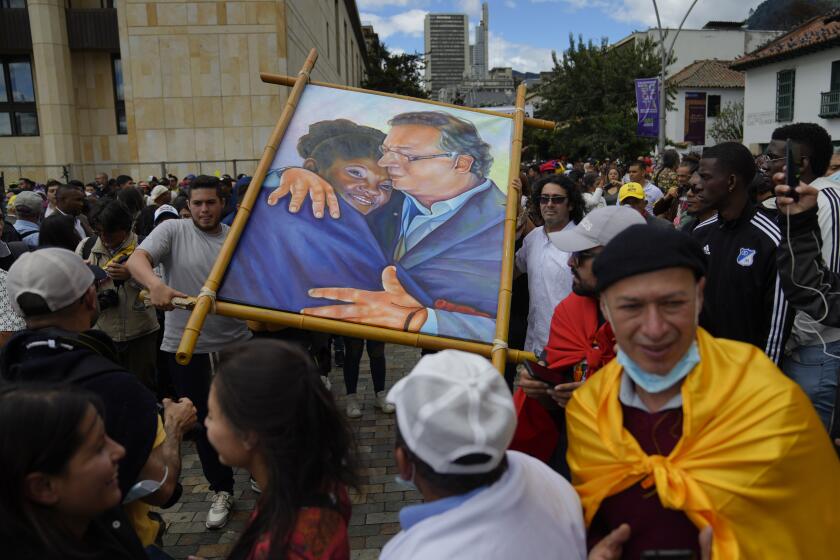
[380,451,587,560]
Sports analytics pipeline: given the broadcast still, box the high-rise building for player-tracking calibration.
[471,3,489,80]
[424,13,470,99]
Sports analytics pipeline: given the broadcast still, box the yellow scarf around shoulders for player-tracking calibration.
[566,328,840,559]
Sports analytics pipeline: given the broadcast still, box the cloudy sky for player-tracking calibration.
[358,0,766,73]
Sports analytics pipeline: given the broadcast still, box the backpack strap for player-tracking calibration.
[82,235,98,260]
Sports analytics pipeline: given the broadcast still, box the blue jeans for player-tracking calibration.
[782,341,840,430]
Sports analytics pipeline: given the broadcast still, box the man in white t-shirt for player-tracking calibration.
[626,160,662,215]
[128,175,251,530]
[381,350,633,560]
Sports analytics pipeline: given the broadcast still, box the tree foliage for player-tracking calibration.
[362,37,428,99]
[527,35,668,161]
[709,101,744,144]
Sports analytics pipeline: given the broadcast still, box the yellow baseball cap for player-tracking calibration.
[618,182,645,203]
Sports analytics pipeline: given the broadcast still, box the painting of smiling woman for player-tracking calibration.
[218,85,513,344]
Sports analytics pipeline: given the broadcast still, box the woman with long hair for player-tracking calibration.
[204,339,358,560]
[0,385,146,559]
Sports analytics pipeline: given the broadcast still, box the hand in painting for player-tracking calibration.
[301,266,428,331]
[266,167,342,219]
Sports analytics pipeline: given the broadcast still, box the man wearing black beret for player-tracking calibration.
[565,224,839,559]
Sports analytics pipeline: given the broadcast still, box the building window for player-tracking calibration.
[0,0,27,7]
[112,55,126,135]
[707,95,721,117]
[326,21,331,59]
[776,69,795,123]
[0,57,38,137]
[334,0,341,76]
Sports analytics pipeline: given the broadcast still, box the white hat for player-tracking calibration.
[387,350,516,475]
[150,184,169,202]
[154,204,178,224]
[549,205,645,252]
[7,248,96,317]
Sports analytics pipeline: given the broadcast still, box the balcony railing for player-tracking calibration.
[819,90,840,118]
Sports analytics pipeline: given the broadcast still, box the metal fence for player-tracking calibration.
[0,159,261,185]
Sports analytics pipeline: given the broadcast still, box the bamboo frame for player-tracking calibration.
[175,49,540,366]
[490,84,527,374]
[175,49,319,364]
[259,72,556,131]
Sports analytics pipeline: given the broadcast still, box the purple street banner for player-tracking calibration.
[635,78,659,138]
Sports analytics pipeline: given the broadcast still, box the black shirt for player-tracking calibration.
[691,203,791,363]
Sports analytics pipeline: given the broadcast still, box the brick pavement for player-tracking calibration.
[160,343,423,560]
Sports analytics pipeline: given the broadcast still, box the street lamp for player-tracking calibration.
[652,0,700,153]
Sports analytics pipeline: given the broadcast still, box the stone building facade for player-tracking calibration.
[0,0,367,182]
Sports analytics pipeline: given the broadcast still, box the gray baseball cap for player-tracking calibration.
[7,248,100,317]
[387,349,515,475]
[549,206,646,252]
[14,191,44,215]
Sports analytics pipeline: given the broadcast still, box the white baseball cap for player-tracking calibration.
[150,184,170,202]
[387,350,516,475]
[7,248,99,317]
[549,205,646,252]
[154,204,178,224]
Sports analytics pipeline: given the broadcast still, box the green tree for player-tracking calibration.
[527,35,667,161]
[362,37,428,99]
[708,101,744,144]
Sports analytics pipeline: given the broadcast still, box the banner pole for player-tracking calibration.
[175,48,319,365]
[491,83,527,374]
[259,72,555,131]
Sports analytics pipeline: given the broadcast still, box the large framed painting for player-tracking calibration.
[175,50,545,370]
[217,84,513,345]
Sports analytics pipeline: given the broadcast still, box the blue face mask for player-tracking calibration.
[616,341,700,394]
[394,464,417,491]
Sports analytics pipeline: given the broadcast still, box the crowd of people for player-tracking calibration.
[0,120,838,560]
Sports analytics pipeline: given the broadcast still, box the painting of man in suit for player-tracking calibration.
[217,85,512,344]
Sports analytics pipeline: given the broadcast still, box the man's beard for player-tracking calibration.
[192,216,220,232]
[572,283,598,298]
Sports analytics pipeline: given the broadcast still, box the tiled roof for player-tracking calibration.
[731,11,840,70]
[668,59,745,89]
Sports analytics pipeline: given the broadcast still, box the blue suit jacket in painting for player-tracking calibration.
[218,187,430,314]
[366,181,505,343]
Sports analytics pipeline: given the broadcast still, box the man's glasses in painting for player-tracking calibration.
[539,195,568,205]
[378,145,457,163]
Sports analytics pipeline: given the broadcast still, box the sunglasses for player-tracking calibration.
[539,195,568,204]
[572,249,597,263]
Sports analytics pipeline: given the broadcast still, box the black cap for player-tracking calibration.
[594,224,706,292]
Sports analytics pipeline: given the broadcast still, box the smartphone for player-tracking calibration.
[640,551,696,560]
[522,361,575,386]
[785,139,800,202]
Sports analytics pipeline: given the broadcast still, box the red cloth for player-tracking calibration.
[246,486,351,560]
[544,293,615,378]
[509,387,558,462]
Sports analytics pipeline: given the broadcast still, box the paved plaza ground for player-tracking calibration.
[159,343,424,560]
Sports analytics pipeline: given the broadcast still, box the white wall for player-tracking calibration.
[742,47,840,149]
[637,29,781,74]
[666,87,744,147]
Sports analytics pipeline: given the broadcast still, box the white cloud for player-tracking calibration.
[541,0,763,29]
[504,1,518,7]
[359,9,428,39]
[457,0,483,18]
[488,31,554,73]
